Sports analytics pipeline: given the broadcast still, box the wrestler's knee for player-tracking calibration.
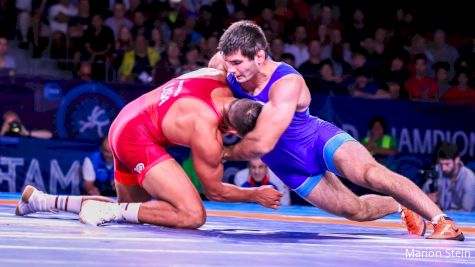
[340,202,370,222]
[178,203,206,229]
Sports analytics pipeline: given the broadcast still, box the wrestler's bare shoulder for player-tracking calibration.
[177,68,227,82]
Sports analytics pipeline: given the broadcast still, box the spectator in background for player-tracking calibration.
[112,26,134,72]
[428,29,459,77]
[82,136,116,196]
[298,40,322,90]
[0,37,16,77]
[16,0,32,49]
[343,8,370,51]
[404,54,439,101]
[68,0,90,72]
[83,14,115,80]
[150,27,166,54]
[234,158,291,206]
[441,70,475,105]
[105,2,133,40]
[349,48,368,72]
[176,45,203,75]
[349,68,391,99]
[362,116,397,167]
[423,142,475,212]
[284,25,309,68]
[383,53,411,99]
[432,61,451,99]
[48,0,78,59]
[407,34,434,74]
[320,28,351,65]
[130,10,151,40]
[270,37,285,62]
[76,61,92,81]
[119,34,159,83]
[1,111,53,139]
[182,12,203,46]
[202,35,219,62]
[153,41,182,85]
[281,52,296,68]
[314,59,346,95]
[328,44,352,80]
[30,0,50,58]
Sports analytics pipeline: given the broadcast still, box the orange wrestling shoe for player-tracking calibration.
[427,216,464,241]
[401,207,426,236]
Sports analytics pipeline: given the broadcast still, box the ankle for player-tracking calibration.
[119,203,141,223]
[431,214,447,224]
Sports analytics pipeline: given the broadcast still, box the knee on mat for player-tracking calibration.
[179,206,207,229]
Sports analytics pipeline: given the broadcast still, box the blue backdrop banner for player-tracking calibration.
[0,137,97,194]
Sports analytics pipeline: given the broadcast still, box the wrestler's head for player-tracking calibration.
[223,98,263,137]
[218,20,269,83]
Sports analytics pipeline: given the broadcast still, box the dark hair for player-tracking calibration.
[413,53,428,64]
[432,61,450,72]
[227,99,263,136]
[437,142,459,160]
[218,20,270,59]
[368,116,388,133]
[281,52,295,62]
[353,67,371,78]
[318,59,334,70]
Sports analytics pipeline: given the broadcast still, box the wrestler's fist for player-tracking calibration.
[253,185,283,209]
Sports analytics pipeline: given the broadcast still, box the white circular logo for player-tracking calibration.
[134,163,145,174]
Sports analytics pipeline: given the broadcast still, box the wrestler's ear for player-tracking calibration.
[255,50,266,65]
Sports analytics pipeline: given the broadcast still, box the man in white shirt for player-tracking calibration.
[48,0,78,34]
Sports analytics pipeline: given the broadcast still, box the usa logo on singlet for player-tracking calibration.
[159,80,184,106]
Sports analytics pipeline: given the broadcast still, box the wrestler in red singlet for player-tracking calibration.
[109,77,227,187]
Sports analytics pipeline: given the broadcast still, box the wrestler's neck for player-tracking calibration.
[241,59,279,94]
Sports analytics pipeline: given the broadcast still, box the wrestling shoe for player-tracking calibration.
[79,200,123,226]
[15,185,56,216]
[427,216,464,241]
[401,207,426,236]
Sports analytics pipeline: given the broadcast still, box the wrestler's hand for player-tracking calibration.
[253,185,283,209]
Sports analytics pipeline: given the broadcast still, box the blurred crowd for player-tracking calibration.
[0,0,474,104]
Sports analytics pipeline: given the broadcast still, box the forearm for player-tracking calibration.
[205,182,256,203]
[30,129,53,139]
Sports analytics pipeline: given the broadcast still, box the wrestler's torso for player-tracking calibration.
[227,62,329,186]
[116,69,230,147]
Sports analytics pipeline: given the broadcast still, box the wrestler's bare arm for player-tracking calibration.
[190,119,282,208]
[223,76,302,161]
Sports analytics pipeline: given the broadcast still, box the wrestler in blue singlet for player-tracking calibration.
[227,63,356,197]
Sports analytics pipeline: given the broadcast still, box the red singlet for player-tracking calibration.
[109,77,226,186]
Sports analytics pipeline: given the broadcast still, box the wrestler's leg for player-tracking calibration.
[116,159,206,229]
[333,141,442,220]
[16,185,115,216]
[304,172,399,221]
